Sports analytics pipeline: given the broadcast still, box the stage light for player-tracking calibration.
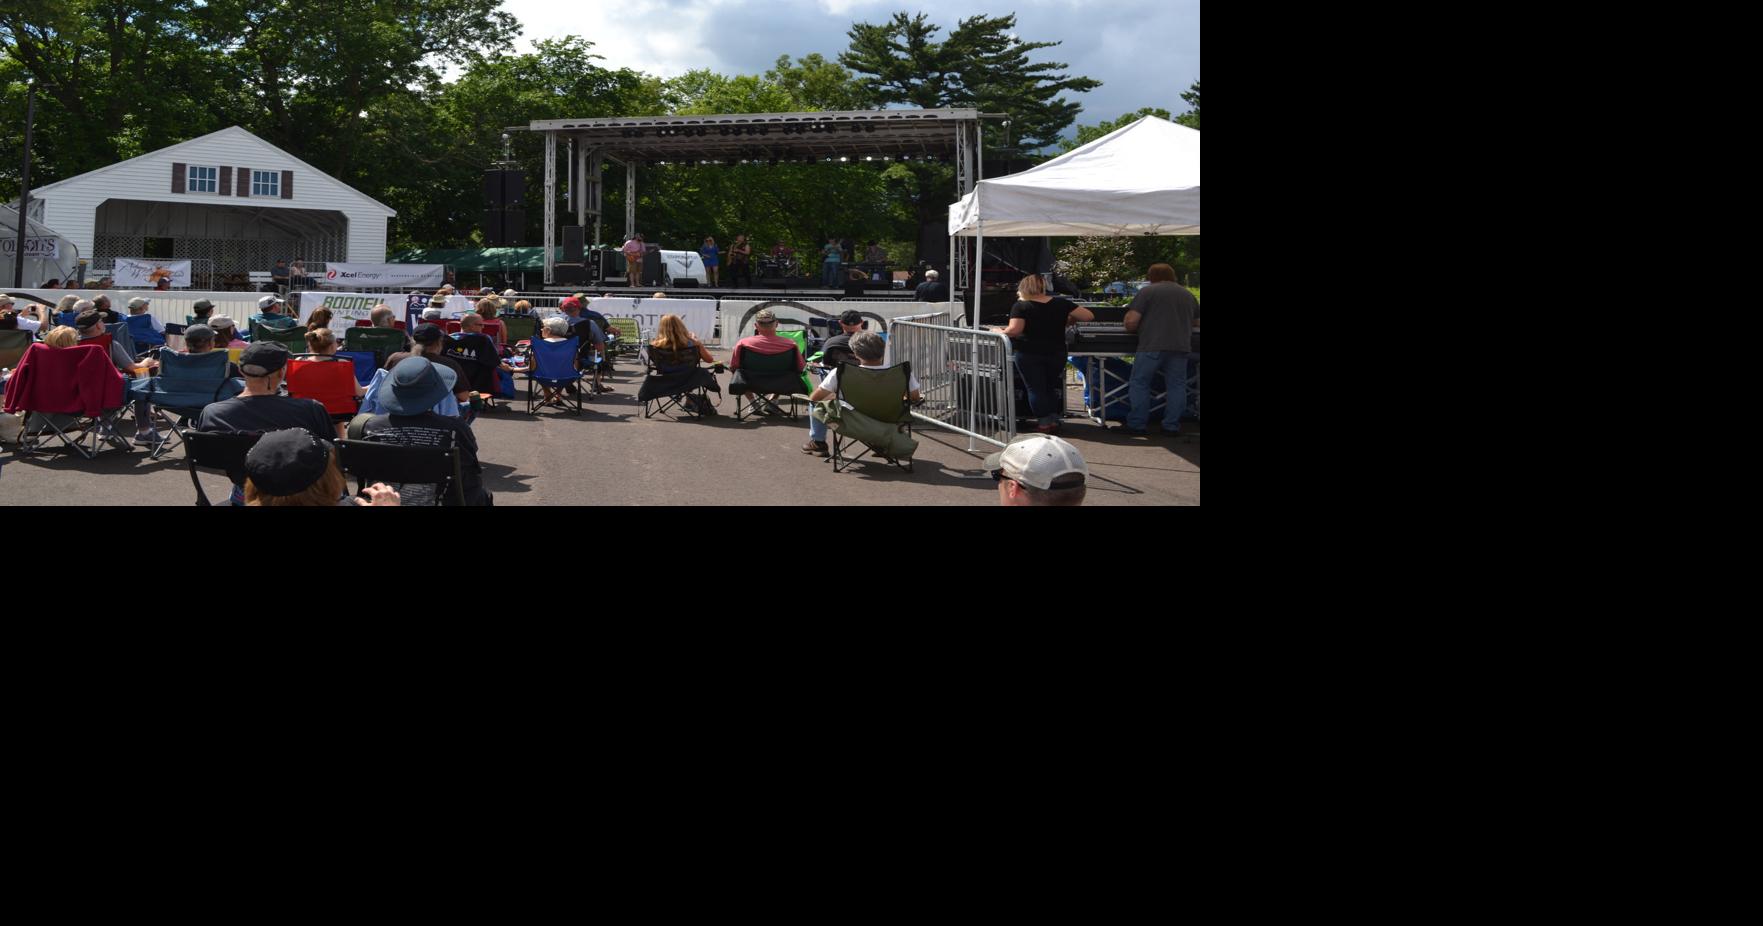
[838,156,849,162]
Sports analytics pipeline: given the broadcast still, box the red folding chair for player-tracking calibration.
[442,320,463,335]
[3,343,128,458]
[286,356,361,417]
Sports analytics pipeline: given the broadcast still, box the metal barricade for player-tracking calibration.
[888,320,1015,449]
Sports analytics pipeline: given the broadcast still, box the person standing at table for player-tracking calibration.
[991,273,1093,434]
[1121,263,1200,437]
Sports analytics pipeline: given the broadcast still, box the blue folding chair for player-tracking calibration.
[129,350,241,459]
[104,321,138,359]
[55,310,80,327]
[125,314,167,351]
[524,336,583,415]
[335,350,379,386]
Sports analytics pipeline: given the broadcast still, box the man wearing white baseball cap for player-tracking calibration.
[983,434,1089,506]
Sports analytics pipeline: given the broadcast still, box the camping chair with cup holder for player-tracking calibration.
[729,344,808,421]
[824,360,917,474]
[638,342,723,420]
[126,348,240,460]
[344,326,408,369]
[3,342,130,459]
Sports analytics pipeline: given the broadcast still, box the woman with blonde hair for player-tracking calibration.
[42,325,78,348]
[991,273,1093,433]
[640,313,723,414]
[648,314,715,366]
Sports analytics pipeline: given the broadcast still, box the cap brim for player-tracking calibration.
[982,451,1004,472]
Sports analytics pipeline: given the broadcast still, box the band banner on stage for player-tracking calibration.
[113,258,192,287]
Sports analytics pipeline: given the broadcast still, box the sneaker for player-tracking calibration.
[104,432,133,453]
[763,399,785,417]
[133,429,163,447]
[802,440,829,456]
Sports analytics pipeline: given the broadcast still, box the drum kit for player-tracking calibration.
[758,255,801,277]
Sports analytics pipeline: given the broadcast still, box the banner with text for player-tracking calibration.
[1,237,61,260]
[295,291,388,338]
[323,262,445,289]
[114,258,192,288]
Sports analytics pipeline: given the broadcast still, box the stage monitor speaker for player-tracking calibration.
[642,250,662,287]
[562,226,585,263]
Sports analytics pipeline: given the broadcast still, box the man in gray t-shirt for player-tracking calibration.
[1121,270,1200,435]
[1125,281,1200,353]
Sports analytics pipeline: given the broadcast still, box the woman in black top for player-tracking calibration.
[992,273,1094,433]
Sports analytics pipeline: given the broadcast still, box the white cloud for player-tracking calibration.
[496,0,1199,128]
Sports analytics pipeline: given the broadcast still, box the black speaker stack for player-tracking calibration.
[483,170,526,246]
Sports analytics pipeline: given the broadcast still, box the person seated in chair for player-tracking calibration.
[530,316,581,408]
[209,315,248,348]
[303,326,368,437]
[445,312,501,401]
[801,330,919,456]
[75,308,139,375]
[386,323,474,412]
[191,298,217,325]
[643,313,723,415]
[251,294,298,332]
[91,294,124,325]
[730,307,804,417]
[197,342,336,505]
[558,296,610,395]
[125,296,164,340]
[360,357,493,507]
[305,307,333,332]
[242,428,401,507]
[817,310,866,370]
[127,323,245,446]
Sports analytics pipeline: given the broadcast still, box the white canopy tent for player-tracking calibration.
[938,115,1199,448]
[0,205,80,289]
[947,115,1200,320]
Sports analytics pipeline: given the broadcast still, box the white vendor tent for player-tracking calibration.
[0,205,79,289]
[949,115,1200,238]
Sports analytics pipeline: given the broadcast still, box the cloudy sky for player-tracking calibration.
[498,0,1199,140]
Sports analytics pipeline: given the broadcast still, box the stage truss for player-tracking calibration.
[522,109,983,290]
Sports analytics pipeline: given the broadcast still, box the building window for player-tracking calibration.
[187,165,218,193]
[252,170,281,197]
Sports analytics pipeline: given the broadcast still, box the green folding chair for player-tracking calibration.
[606,317,643,355]
[344,327,408,368]
[259,326,310,353]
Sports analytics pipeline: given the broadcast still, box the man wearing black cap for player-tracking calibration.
[817,310,866,370]
[360,357,492,506]
[197,342,334,441]
[385,324,474,408]
[75,310,137,373]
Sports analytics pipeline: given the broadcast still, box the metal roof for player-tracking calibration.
[523,109,979,164]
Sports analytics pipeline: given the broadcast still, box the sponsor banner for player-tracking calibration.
[323,262,445,288]
[0,237,60,259]
[114,258,192,287]
[294,291,391,339]
[535,297,717,346]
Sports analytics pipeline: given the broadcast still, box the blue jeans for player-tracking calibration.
[1127,351,1189,431]
[1014,352,1068,426]
[822,261,841,287]
[807,368,828,442]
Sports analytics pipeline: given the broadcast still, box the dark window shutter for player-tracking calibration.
[172,163,186,194]
[281,170,293,199]
[220,166,233,196]
[238,168,250,197]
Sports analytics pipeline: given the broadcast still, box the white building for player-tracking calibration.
[13,125,394,285]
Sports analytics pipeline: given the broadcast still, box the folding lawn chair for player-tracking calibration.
[826,361,916,474]
[337,438,466,507]
[3,343,129,459]
[181,429,264,506]
[126,349,239,460]
[523,336,584,415]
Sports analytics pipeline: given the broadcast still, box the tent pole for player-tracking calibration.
[971,220,983,453]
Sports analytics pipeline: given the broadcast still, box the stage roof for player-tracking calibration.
[523,109,980,163]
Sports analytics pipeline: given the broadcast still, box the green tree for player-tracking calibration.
[1176,80,1199,129]
[1062,107,1173,152]
[840,12,1099,155]
[765,53,870,112]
